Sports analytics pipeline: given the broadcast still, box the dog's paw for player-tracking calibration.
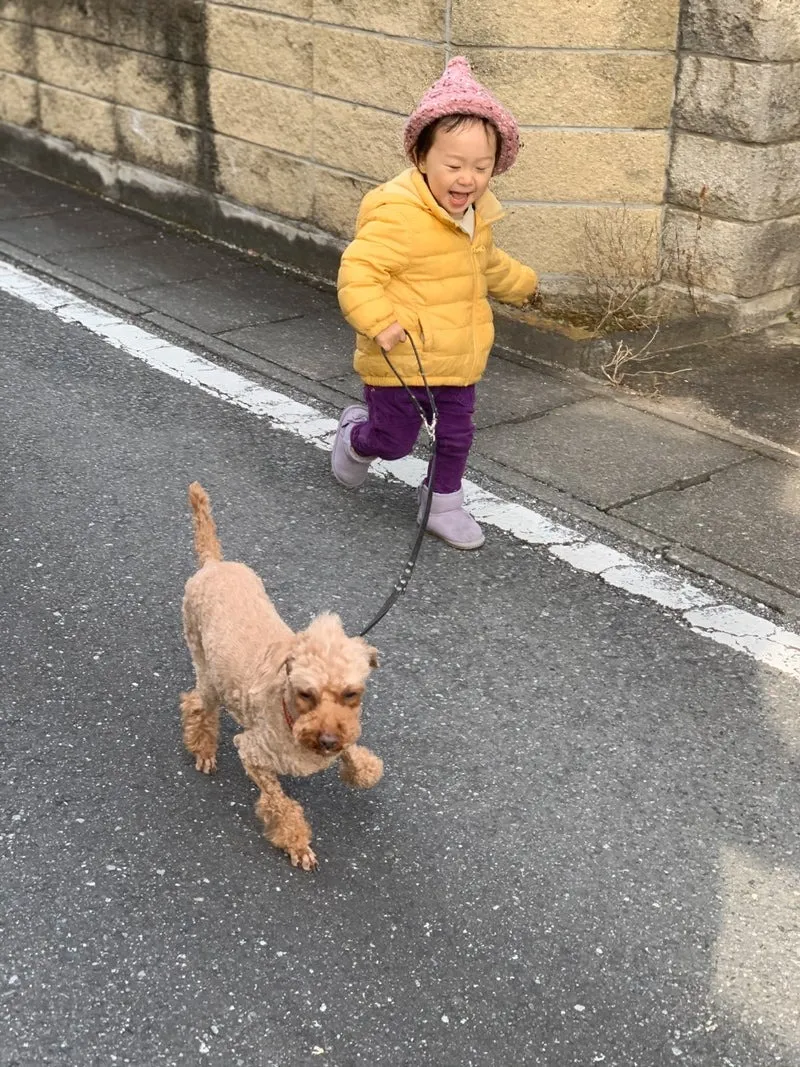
[195,754,217,774]
[288,846,318,871]
[340,748,384,789]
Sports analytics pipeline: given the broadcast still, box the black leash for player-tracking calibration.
[358,334,438,637]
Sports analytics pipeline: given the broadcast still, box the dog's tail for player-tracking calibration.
[188,482,223,566]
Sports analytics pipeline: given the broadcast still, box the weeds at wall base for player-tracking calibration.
[518,194,712,392]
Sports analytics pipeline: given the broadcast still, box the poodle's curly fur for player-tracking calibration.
[180,483,383,870]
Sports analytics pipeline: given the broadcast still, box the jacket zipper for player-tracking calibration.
[471,224,480,370]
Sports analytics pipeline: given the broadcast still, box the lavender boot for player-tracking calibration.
[417,486,485,550]
[331,404,375,488]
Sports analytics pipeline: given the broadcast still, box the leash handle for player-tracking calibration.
[379,334,438,436]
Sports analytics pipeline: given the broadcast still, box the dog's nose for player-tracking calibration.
[318,733,339,752]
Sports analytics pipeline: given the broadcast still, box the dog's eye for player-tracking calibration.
[297,690,316,703]
[342,690,361,703]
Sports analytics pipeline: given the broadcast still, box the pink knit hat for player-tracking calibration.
[403,56,520,175]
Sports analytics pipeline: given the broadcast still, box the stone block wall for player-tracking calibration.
[1,0,797,327]
[0,0,216,185]
[455,1,678,283]
[665,0,800,325]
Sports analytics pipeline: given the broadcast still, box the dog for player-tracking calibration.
[180,482,383,870]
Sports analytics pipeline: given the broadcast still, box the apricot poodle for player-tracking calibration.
[180,482,383,870]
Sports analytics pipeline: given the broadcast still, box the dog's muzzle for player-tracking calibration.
[317,733,341,753]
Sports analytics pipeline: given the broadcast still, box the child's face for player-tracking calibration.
[419,119,497,219]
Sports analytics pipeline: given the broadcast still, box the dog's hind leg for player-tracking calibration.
[180,688,220,774]
[235,734,317,871]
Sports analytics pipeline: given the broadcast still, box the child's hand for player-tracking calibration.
[374,322,407,352]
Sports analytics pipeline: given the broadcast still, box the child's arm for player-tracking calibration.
[485,240,538,306]
[338,201,411,343]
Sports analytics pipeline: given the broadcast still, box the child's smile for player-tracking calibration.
[448,189,471,212]
[419,118,497,220]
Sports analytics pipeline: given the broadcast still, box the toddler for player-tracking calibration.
[332,56,538,549]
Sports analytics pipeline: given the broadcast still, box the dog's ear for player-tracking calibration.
[280,635,302,675]
[359,640,379,669]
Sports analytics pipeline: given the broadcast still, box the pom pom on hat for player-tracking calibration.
[403,56,520,175]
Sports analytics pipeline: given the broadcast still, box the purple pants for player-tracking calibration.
[351,384,476,495]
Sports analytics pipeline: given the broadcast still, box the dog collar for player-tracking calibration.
[282,697,295,732]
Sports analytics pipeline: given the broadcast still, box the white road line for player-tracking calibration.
[3,258,799,682]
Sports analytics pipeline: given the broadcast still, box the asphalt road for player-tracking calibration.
[2,291,799,1067]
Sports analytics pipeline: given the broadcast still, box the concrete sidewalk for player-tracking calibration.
[2,160,798,620]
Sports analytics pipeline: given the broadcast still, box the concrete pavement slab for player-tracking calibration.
[46,231,236,291]
[220,305,354,381]
[0,236,152,316]
[327,371,368,402]
[475,357,588,429]
[474,397,749,509]
[666,545,800,620]
[616,457,800,597]
[0,204,157,254]
[138,311,359,413]
[0,161,96,219]
[647,329,800,452]
[130,268,328,335]
[219,316,590,416]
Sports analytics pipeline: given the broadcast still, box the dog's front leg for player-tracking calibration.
[340,744,384,789]
[180,688,220,774]
[235,733,317,871]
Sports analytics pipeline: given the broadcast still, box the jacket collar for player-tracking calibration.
[402,168,505,229]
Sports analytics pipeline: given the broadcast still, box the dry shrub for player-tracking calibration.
[578,206,663,335]
[558,194,710,388]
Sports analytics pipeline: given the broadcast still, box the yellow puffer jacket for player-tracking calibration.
[337,168,538,387]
